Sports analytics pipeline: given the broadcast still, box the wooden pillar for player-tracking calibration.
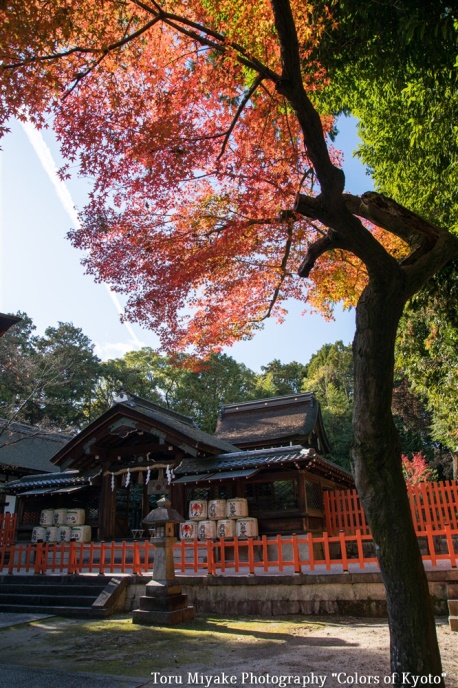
[98,468,115,540]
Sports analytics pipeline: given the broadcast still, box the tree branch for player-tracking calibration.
[261,221,294,320]
[217,75,264,160]
[269,0,345,199]
[343,192,443,265]
[2,15,163,70]
[297,232,343,278]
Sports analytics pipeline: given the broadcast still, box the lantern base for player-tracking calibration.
[132,581,195,626]
[132,605,195,626]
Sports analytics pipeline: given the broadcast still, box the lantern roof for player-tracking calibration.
[143,497,185,525]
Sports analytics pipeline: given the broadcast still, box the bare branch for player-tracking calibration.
[217,75,264,160]
[261,221,294,320]
[2,15,163,70]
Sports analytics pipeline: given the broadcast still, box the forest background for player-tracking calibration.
[0,310,453,478]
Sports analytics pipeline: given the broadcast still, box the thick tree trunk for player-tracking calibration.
[351,278,444,685]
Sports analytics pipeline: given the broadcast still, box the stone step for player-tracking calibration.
[0,584,106,596]
[0,574,108,586]
[0,574,128,618]
[0,593,102,607]
[0,603,110,618]
[449,616,458,632]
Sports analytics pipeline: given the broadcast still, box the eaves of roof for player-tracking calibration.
[175,445,316,475]
[2,467,101,494]
[174,445,353,484]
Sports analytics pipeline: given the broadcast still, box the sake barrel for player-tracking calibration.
[45,526,59,542]
[71,525,91,542]
[57,525,72,542]
[226,498,248,518]
[40,509,55,526]
[236,517,258,539]
[189,500,207,521]
[31,526,46,543]
[180,521,198,540]
[197,520,216,540]
[217,519,236,539]
[53,508,68,525]
[66,508,85,525]
[208,499,227,520]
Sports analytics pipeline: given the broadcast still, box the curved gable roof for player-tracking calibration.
[52,394,239,470]
[214,392,331,453]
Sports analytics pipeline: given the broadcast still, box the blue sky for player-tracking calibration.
[0,116,372,371]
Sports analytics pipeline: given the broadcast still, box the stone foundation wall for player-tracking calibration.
[125,570,458,618]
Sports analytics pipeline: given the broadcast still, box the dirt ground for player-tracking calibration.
[0,614,456,688]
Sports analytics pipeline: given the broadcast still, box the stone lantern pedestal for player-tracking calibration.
[132,498,195,626]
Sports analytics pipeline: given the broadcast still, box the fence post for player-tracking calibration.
[292,534,301,574]
[356,529,365,570]
[307,532,315,571]
[234,537,240,573]
[262,535,269,572]
[220,538,226,573]
[68,541,77,574]
[34,541,45,574]
[206,539,215,575]
[277,534,284,572]
[425,525,437,568]
[339,530,348,572]
[248,537,255,574]
[133,540,141,574]
[444,524,457,568]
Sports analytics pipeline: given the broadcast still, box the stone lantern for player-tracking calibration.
[132,497,195,626]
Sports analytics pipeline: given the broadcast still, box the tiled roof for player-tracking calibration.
[118,395,238,453]
[3,467,101,494]
[214,393,329,449]
[175,445,315,475]
[174,445,353,484]
[52,394,239,468]
[0,420,72,473]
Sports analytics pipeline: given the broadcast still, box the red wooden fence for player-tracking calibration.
[0,513,17,547]
[1,525,457,576]
[324,480,458,536]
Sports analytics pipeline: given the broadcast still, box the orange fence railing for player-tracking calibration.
[1,525,457,576]
[0,513,17,547]
[324,480,458,536]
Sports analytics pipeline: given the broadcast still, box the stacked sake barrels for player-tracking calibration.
[32,508,91,543]
[179,497,258,540]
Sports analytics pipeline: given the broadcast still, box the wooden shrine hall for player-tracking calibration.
[5,392,353,541]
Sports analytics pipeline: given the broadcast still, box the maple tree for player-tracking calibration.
[402,453,437,486]
[1,0,458,681]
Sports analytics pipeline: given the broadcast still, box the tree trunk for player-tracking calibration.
[351,278,444,685]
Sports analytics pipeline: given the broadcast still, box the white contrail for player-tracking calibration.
[20,120,144,348]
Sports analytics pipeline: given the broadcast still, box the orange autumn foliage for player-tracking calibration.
[0,1,407,353]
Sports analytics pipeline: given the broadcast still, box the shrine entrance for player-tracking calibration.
[114,481,168,539]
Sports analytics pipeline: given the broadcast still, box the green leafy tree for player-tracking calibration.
[93,349,258,433]
[0,313,102,431]
[301,342,353,468]
[171,353,259,433]
[256,359,308,397]
[0,312,40,423]
[313,1,458,461]
[34,322,102,429]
